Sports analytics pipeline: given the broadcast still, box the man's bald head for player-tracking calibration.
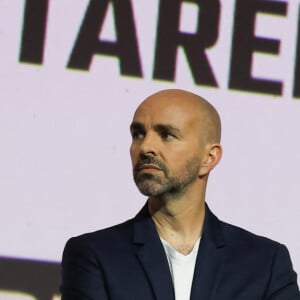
[134,89,221,146]
[130,89,222,198]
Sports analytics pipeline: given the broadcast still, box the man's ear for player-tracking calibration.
[199,143,222,177]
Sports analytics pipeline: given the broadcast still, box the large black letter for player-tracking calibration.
[153,0,220,86]
[293,4,300,99]
[19,0,49,64]
[68,0,142,77]
[229,0,287,96]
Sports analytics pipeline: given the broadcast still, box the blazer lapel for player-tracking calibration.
[190,205,226,300]
[133,205,174,300]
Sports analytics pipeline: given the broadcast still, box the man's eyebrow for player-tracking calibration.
[130,122,181,135]
[130,122,145,132]
[154,124,181,135]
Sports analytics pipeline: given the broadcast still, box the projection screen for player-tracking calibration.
[1,0,300,299]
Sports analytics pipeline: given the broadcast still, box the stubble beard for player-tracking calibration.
[133,157,201,200]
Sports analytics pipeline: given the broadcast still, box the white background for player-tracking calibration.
[0,0,299,287]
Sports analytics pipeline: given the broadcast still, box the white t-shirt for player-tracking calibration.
[161,238,200,300]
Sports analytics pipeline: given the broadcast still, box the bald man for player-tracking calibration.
[61,90,300,300]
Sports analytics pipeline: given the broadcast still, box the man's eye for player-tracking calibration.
[132,132,145,140]
[161,132,174,140]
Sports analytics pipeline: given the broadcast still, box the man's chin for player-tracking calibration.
[134,173,169,196]
[136,182,163,197]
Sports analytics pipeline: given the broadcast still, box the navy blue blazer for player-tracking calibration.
[61,204,300,299]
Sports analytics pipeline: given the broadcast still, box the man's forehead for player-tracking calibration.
[133,98,200,120]
[130,89,221,142]
[131,106,200,136]
[132,104,194,126]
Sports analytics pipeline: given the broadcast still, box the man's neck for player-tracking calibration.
[148,192,205,255]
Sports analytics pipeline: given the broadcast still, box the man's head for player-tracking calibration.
[130,89,222,200]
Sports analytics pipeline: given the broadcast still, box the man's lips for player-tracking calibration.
[137,164,162,171]
[134,158,166,174]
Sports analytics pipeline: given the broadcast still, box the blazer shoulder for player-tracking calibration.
[218,219,293,264]
[220,219,280,247]
[205,204,281,252]
[64,217,136,256]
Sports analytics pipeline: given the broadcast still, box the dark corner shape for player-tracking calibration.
[0,256,60,300]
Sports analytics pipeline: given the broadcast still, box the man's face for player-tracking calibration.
[130,95,206,199]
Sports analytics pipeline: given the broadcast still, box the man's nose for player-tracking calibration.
[139,133,158,156]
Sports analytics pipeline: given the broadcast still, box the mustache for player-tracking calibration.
[134,157,167,173]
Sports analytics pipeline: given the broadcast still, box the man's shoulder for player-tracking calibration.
[75,217,134,239]
[64,217,136,255]
[205,204,282,251]
[218,218,285,255]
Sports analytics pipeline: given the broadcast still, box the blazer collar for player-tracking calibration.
[133,203,174,300]
[190,204,226,300]
[132,202,226,300]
